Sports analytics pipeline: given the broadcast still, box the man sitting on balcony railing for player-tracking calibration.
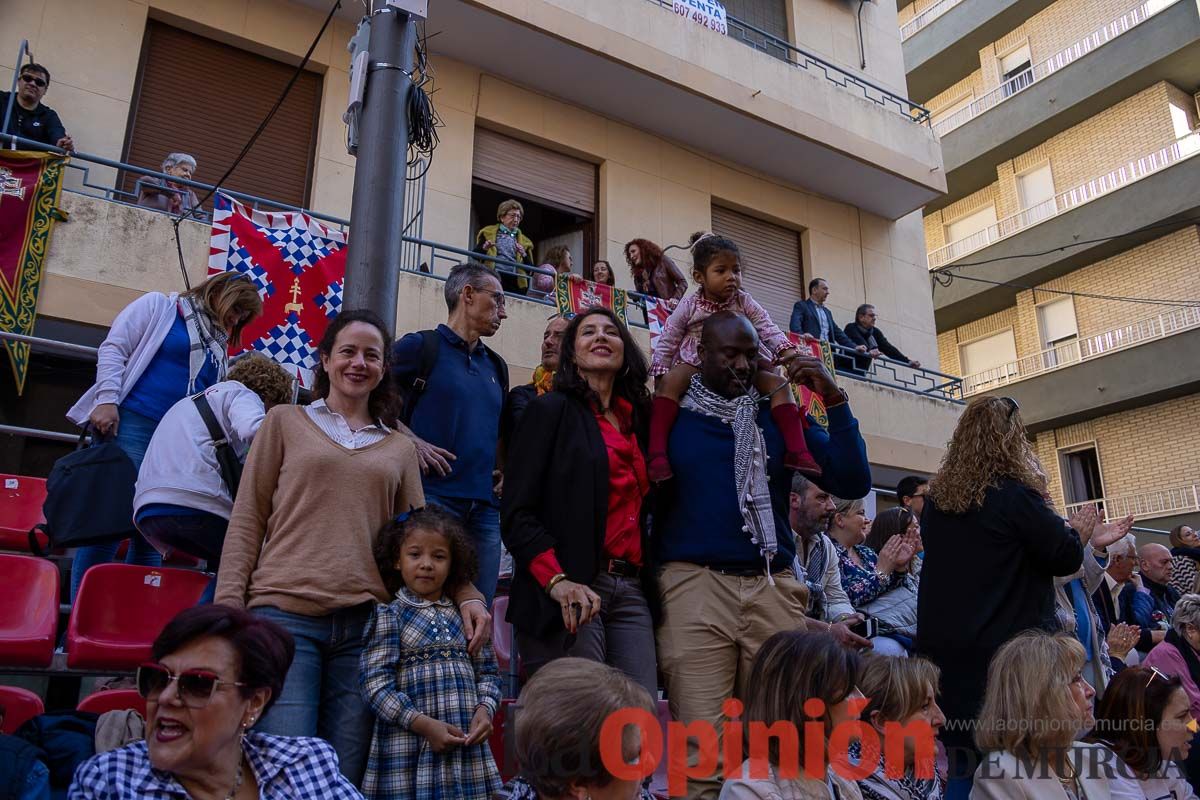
[843,303,922,373]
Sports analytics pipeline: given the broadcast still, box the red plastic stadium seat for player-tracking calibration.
[66,564,209,670]
[0,474,48,552]
[78,688,147,717]
[493,595,513,672]
[0,686,44,734]
[0,554,59,667]
[488,698,518,781]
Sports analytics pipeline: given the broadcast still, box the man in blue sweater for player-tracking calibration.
[655,311,872,799]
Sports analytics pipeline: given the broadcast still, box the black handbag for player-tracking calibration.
[192,391,243,501]
[29,431,138,556]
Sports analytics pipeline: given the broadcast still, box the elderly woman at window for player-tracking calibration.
[70,604,364,799]
[476,199,535,294]
[137,152,201,215]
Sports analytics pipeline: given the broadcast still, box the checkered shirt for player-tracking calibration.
[68,731,365,799]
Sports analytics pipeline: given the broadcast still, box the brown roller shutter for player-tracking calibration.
[711,205,803,330]
[122,21,322,209]
[472,128,596,215]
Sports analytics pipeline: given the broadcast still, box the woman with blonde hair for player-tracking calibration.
[856,654,946,800]
[914,396,1132,800]
[972,631,1109,800]
[827,498,914,656]
[65,271,262,599]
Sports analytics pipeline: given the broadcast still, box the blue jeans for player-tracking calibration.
[136,512,228,605]
[422,492,501,605]
[70,406,162,601]
[251,603,374,786]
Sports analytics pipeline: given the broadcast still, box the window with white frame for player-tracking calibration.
[1036,297,1080,368]
[1016,163,1056,223]
[944,204,997,249]
[959,329,1018,389]
[999,44,1032,96]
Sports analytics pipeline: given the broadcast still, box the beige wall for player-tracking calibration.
[786,0,908,97]
[924,82,1189,252]
[924,0,1160,108]
[1034,394,1200,517]
[936,226,1200,375]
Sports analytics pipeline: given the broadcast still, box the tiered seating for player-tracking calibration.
[0,554,59,667]
[0,474,48,552]
[0,686,44,734]
[488,698,518,781]
[66,564,209,670]
[78,688,146,717]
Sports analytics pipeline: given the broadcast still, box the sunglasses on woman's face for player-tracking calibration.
[137,662,246,708]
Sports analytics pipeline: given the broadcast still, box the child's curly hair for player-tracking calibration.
[373,505,479,597]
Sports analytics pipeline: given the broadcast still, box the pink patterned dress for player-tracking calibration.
[650,288,794,376]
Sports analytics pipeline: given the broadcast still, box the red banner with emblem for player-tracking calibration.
[554,273,629,324]
[0,150,68,394]
[787,332,837,428]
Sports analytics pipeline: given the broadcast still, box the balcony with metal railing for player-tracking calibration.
[1,131,966,410]
[931,0,1179,137]
[1066,483,1200,522]
[928,130,1200,269]
[961,305,1200,395]
[901,0,966,41]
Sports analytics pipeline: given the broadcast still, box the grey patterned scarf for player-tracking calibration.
[681,374,778,580]
[178,296,229,393]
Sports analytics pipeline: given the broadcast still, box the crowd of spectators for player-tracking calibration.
[6,97,1199,799]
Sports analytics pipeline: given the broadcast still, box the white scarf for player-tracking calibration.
[681,374,779,582]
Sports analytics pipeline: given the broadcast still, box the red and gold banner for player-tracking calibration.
[554,273,629,324]
[787,332,837,428]
[0,150,68,394]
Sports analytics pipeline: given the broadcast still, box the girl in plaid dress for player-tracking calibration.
[359,507,503,800]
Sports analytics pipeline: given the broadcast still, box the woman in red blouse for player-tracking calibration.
[500,307,658,697]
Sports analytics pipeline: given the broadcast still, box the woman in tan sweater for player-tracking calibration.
[215,309,489,786]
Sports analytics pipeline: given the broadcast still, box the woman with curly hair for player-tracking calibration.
[500,306,659,697]
[134,352,295,604]
[624,237,688,305]
[915,396,1132,800]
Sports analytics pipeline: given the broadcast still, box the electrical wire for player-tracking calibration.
[406,22,441,181]
[170,0,342,290]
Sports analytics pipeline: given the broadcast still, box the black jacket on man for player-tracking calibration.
[500,390,659,639]
[843,322,910,372]
[0,91,66,146]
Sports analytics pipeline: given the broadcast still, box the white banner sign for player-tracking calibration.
[672,0,728,35]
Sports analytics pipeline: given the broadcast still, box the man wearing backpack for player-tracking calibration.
[393,262,509,604]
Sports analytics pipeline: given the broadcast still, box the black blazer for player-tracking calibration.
[789,299,855,349]
[500,391,659,638]
[843,323,909,363]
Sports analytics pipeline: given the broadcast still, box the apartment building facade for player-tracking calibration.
[900,0,1200,530]
[1,0,961,492]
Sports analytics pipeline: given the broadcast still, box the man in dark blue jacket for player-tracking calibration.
[654,311,871,799]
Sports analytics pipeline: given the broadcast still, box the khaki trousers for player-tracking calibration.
[655,562,810,799]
